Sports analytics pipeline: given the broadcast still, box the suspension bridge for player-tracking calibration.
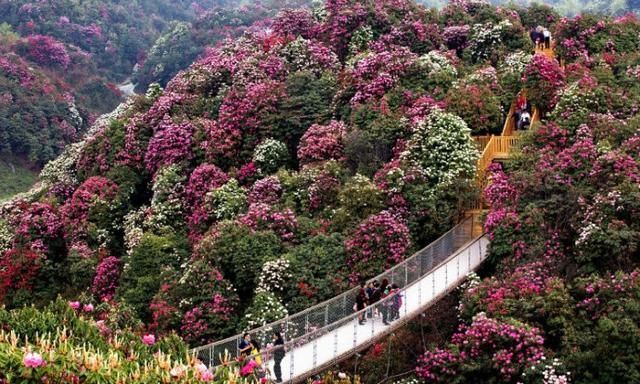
[192,43,557,383]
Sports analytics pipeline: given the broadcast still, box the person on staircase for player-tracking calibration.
[356,281,368,325]
[543,28,551,49]
[272,332,285,383]
[517,110,531,130]
[535,26,545,49]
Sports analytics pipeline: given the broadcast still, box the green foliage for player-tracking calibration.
[199,223,283,303]
[333,174,384,230]
[401,108,478,187]
[118,232,190,321]
[273,71,337,155]
[283,234,348,312]
[207,179,248,221]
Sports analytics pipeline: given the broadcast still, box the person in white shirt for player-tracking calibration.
[543,28,551,49]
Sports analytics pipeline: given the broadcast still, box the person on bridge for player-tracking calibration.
[366,281,376,319]
[272,332,285,383]
[250,340,263,367]
[239,333,252,357]
[369,280,382,318]
[356,281,368,325]
[389,284,403,321]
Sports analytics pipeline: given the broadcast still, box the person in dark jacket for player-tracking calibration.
[272,332,285,383]
[356,281,368,325]
[239,333,252,357]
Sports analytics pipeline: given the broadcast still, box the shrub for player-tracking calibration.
[401,108,478,187]
[345,210,411,281]
[523,55,566,113]
[253,139,290,176]
[118,233,190,321]
[297,121,347,165]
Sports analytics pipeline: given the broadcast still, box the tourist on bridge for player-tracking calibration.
[369,280,382,317]
[250,340,263,367]
[239,333,252,357]
[381,282,392,325]
[390,284,403,321]
[366,281,376,319]
[356,281,368,325]
[272,332,285,383]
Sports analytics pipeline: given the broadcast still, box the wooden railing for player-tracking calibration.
[476,135,519,182]
[532,107,540,125]
[474,135,492,151]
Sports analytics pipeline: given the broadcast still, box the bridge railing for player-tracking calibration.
[192,215,480,367]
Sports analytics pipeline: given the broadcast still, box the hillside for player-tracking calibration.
[0,0,639,382]
[0,1,289,198]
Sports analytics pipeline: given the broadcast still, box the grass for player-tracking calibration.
[0,158,38,201]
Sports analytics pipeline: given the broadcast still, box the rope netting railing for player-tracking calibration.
[192,215,481,369]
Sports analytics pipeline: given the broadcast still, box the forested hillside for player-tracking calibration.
[0,0,639,382]
[0,0,301,194]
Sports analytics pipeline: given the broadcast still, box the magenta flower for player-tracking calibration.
[83,303,94,312]
[69,301,80,310]
[240,359,257,376]
[23,352,45,368]
[142,334,156,346]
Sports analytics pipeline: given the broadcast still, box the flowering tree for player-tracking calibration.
[16,35,71,69]
[91,256,120,302]
[345,210,411,281]
[252,139,289,175]
[401,109,478,187]
[297,121,347,165]
[248,176,283,205]
[350,45,417,105]
[416,314,546,383]
[185,164,229,238]
[523,55,566,113]
[238,203,297,242]
[144,116,194,174]
[61,176,120,245]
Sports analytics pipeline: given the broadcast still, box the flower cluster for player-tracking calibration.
[484,163,518,208]
[238,203,297,241]
[401,108,478,187]
[248,176,283,205]
[416,314,546,382]
[91,257,120,302]
[257,257,292,294]
[253,139,289,176]
[297,121,347,165]
[280,37,340,75]
[345,210,411,281]
[19,35,71,69]
[350,45,417,105]
[144,116,194,174]
[206,179,247,221]
[523,55,566,112]
[61,177,119,242]
[243,291,288,330]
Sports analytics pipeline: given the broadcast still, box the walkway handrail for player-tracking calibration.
[192,215,480,366]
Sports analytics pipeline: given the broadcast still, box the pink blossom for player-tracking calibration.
[23,352,45,368]
[142,334,156,346]
[83,303,94,312]
[69,301,81,310]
